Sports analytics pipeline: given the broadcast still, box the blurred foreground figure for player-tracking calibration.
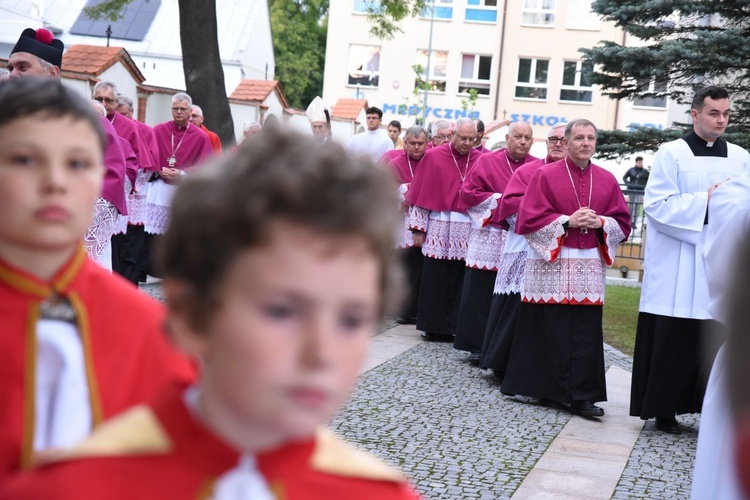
[2,128,421,499]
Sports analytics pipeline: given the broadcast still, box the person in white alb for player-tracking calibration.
[630,86,750,434]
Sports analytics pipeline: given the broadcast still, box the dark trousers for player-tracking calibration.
[416,257,466,336]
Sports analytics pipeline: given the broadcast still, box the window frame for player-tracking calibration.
[415,49,449,93]
[346,44,381,89]
[559,60,594,104]
[521,0,556,27]
[514,57,549,101]
[465,0,498,23]
[633,78,668,109]
[458,53,493,96]
[420,0,454,21]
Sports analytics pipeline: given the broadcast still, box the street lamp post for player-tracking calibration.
[422,0,436,125]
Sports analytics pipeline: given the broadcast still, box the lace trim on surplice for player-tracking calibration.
[144,204,170,235]
[422,219,471,260]
[521,251,605,305]
[524,215,569,262]
[600,216,626,266]
[407,205,429,233]
[465,226,506,270]
[466,193,501,227]
[83,197,118,261]
[396,214,416,249]
[494,251,527,295]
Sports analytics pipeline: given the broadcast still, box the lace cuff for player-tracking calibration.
[408,205,429,232]
[524,215,569,263]
[599,216,626,267]
[466,193,501,227]
[397,183,410,205]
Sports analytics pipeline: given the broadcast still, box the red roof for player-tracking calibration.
[230,79,289,109]
[332,98,367,121]
[62,44,144,83]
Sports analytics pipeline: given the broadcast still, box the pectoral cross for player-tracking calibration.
[168,155,176,168]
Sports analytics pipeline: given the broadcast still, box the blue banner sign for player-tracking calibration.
[383,103,480,120]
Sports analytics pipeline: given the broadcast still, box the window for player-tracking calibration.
[515,58,548,99]
[560,60,593,103]
[466,0,498,22]
[459,54,492,95]
[347,45,381,88]
[354,0,376,13]
[634,78,668,108]
[415,50,448,93]
[421,0,453,20]
[522,0,556,26]
[566,0,601,30]
[71,0,161,41]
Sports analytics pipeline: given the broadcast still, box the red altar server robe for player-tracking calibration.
[0,248,195,486]
[2,382,421,500]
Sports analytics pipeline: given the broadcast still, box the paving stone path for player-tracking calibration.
[333,327,700,499]
[141,284,700,499]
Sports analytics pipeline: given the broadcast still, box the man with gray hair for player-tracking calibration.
[405,118,482,341]
[454,121,537,362]
[429,119,452,148]
[145,92,212,237]
[190,104,222,153]
[93,81,157,278]
[501,118,631,417]
[387,125,429,324]
[115,93,162,284]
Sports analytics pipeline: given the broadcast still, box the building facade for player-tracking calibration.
[323,0,677,161]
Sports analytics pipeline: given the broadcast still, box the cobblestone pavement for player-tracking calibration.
[140,284,699,499]
[333,329,699,499]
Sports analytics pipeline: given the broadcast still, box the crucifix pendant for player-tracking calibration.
[168,155,176,168]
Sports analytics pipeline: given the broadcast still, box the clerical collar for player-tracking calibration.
[173,121,190,131]
[450,143,469,157]
[505,150,523,164]
[682,131,728,158]
[566,157,591,171]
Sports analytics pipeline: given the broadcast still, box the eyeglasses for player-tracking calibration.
[94,96,117,105]
[547,136,565,144]
[172,107,190,112]
[434,134,453,141]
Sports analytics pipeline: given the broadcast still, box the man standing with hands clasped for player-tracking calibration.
[501,119,631,417]
[630,86,750,434]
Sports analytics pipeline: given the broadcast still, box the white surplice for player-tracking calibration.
[640,135,750,319]
[691,174,750,500]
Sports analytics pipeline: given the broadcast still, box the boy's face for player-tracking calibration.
[0,114,103,260]
[173,223,380,448]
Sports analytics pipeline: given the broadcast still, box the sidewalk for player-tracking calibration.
[333,323,699,499]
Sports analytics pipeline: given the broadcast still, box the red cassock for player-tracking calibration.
[2,382,421,500]
[199,123,223,154]
[492,157,551,229]
[0,247,195,486]
[405,143,483,213]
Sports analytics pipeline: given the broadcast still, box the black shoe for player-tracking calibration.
[570,400,604,418]
[491,369,505,382]
[655,417,681,434]
[421,331,453,342]
[395,316,417,325]
[468,352,481,364]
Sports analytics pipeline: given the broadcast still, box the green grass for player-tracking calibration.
[603,285,641,357]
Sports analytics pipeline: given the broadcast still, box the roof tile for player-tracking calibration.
[229,80,278,102]
[332,98,367,121]
[62,45,124,75]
